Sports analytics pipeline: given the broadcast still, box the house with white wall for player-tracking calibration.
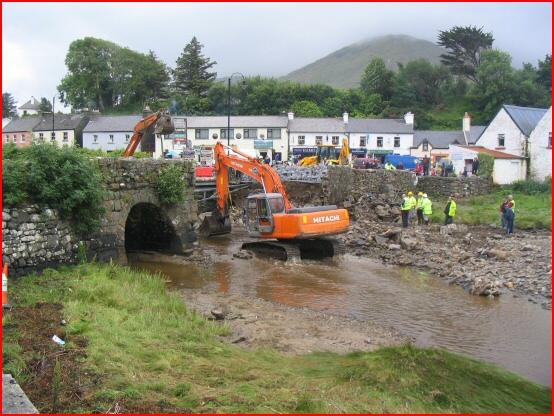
[288,111,414,162]
[449,145,527,185]
[83,115,141,153]
[527,107,552,182]
[477,104,550,181]
[17,97,41,117]
[184,115,289,162]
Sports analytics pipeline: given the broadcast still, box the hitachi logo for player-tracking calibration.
[313,215,340,223]
[231,162,244,169]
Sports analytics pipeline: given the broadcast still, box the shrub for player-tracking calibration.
[2,142,106,234]
[157,164,188,205]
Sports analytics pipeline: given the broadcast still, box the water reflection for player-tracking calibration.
[130,231,552,387]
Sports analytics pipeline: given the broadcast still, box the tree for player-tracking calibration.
[40,97,52,113]
[472,50,517,120]
[359,57,395,100]
[437,26,494,82]
[291,100,323,117]
[173,37,217,96]
[537,54,552,92]
[2,93,18,118]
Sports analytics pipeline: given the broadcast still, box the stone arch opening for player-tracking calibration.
[125,202,182,253]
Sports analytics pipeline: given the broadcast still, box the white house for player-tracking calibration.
[18,97,41,117]
[477,104,550,181]
[527,107,552,182]
[449,145,527,185]
[83,115,141,152]
[288,111,414,162]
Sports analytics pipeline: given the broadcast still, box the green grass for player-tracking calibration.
[3,263,551,413]
[429,189,552,229]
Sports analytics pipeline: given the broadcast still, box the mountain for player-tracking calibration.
[279,34,447,90]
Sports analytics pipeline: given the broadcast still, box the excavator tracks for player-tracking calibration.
[241,238,344,261]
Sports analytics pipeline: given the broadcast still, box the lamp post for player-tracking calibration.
[52,96,55,141]
[227,72,246,153]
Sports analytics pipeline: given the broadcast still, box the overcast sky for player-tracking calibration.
[2,2,552,113]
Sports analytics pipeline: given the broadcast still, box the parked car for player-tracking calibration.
[352,158,380,169]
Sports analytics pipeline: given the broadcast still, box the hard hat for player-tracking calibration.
[422,193,427,198]
[408,191,413,195]
[418,192,423,196]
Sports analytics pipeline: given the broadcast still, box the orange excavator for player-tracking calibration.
[123,109,175,157]
[199,142,350,260]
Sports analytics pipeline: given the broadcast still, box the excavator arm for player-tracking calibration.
[123,109,175,157]
[212,142,292,216]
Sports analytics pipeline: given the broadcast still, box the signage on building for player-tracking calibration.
[172,117,187,131]
[200,148,213,165]
[254,139,273,150]
[183,150,196,160]
[369,149,394,155]
[350,148,367,157]
[292,147,317,155]
[173,133,187,142]
[451,153,463,160]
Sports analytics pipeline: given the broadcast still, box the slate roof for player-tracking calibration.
[465,126,486,144]
[18,98,41,111]
[289,118,345,133]
[2,117,42,133]
[34,114,89,131]
[413,130,466,149]
[347,118,413,134]
[83,115,142,132]
[503,104,549,136]
[185,116,289,129]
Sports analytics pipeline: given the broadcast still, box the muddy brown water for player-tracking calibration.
[130,230,552,387]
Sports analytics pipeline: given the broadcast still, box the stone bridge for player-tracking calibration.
[2,158,199,277]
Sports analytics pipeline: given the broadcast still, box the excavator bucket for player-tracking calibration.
[154,113,175,135]
[199,215,232,236]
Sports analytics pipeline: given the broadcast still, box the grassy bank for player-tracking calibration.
[2,263,551,413]
[428,188,552,229]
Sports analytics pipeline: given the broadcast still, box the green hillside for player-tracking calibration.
[279,34,446,89]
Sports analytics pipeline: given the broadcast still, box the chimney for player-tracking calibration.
[287,112,294,120]
[463,112,471,132]
[404,111,414,125]
[343,112,349,123]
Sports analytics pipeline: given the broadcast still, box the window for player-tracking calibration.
[51,132,56,141]
[548,132,552,148]
[497,134,505,147]
[394,137,400,147]
[267,129,281,139]
[21,134,26,143]
[298,135,305,145]
[93,135,98,143]
[5,135,9,143]
[332,136,339,145]
[13,134,17,143]
[195,129,209,140]
[423,142,429,151]
[360,136,366,147]
[220,129,234,140]
[377,137,383,147]
[63,132,69,142]
[244,128,258,139]
[125,134,130,143]
[315,135,323,144]
[109,134,114,143]
[39,133,44,140]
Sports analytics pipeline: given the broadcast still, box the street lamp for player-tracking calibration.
[227,72,246,153]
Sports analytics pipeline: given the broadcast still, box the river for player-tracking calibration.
[130,230,552,387]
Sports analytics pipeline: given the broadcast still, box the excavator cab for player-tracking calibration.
[244,193,285,237]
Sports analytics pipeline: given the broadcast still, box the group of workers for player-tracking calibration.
[400,191,433,228]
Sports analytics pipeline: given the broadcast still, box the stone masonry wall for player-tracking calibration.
[2,158,197,277]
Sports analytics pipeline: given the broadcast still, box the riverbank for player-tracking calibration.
[2,263,551,414]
